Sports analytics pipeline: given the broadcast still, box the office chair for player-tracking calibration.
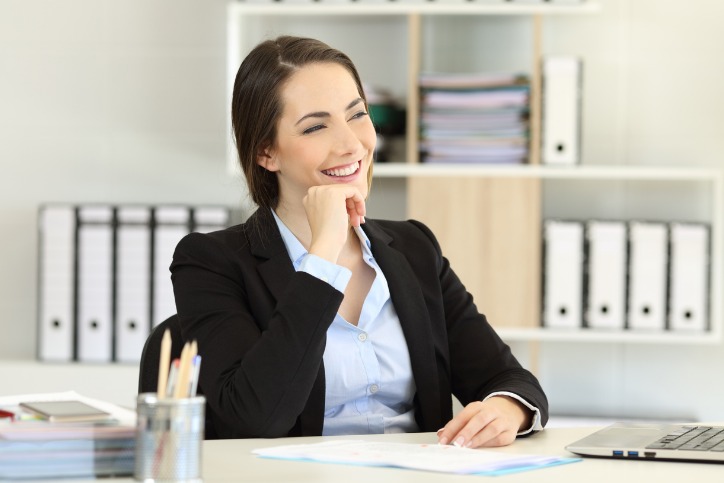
[138,314,184,394]
[138,314,217,438]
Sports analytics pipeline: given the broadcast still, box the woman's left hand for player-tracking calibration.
[437,396,531,448]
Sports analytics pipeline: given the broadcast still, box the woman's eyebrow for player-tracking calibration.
[295,111,328,126]
[294,98,365,126]
[345,97,364,110]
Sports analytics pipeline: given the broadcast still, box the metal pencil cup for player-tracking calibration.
[135,393,205,483]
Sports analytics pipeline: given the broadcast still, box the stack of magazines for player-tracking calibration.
[419,72,530,165]
[0,392,136,480]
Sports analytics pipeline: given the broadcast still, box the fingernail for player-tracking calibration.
[453,436,465,448]
[438,436,448,446]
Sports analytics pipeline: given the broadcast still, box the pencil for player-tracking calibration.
[157,329,172,398]
[181,341,198,398]
[173,342,191,399]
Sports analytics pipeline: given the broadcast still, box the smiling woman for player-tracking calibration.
[169,35,549,446]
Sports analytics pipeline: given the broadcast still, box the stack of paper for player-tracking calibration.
[419,72,530,165]
[253,440,579,476]
[0,392,136,480]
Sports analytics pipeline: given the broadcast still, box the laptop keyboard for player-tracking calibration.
[646,426,724,451]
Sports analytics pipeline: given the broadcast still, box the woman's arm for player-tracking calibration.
[408,220,548,447]
[171,229,341,438]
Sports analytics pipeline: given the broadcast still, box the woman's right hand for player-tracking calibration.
[303,184,366,264]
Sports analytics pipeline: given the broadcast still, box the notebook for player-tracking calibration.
[566,422,724,463]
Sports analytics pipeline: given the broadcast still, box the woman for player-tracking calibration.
[171,35,548,448]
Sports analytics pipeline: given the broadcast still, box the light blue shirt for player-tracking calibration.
[272,210,419,435]
[271,210,542,436]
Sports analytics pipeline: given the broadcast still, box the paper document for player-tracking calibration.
[253,440,579,476]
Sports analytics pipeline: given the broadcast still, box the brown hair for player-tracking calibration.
[231,35,372,210]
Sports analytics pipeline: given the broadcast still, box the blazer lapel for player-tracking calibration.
[243,207,326,435]
[245,208,296,304]
[363,221,442,431]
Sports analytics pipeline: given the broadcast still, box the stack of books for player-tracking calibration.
[419,72,530,165]
[0,392,136,480]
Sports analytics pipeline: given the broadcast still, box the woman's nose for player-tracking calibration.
[333,122,363,156]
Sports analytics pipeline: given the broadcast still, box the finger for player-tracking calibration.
[450,407,497,448]
[345,198,361,227]
[345,192,366,228]
[438,401,486,445]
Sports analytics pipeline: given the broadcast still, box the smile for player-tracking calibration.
[322,161,360,177]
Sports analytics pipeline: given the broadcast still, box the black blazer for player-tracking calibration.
[170,208,548,439]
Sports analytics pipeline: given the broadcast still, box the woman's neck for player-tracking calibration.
[273,200,313,249]
[273,199,357,255]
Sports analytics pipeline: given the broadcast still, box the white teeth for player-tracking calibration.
[324,161,359,177]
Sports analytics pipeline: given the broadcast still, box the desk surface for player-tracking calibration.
[199,427,722,483]
[23,427,721,483]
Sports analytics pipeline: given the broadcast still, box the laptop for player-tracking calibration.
[566,422,724,463]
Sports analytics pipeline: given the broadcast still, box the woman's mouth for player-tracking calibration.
[322,161,360,178]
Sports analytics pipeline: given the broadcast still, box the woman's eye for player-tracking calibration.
[350,111,368,120]
[302,124,325,135]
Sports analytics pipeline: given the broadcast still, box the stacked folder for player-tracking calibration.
[0,392,137,480]
[0,425,136,479]
[419,72,530,164]
[542,219,710,332]
[37,204,231,364]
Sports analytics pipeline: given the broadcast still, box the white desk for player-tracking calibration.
[21,427,720,483]
[200,428,722,483]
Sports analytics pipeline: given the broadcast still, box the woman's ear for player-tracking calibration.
[256,148,280,172]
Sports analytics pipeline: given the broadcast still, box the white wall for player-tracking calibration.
[1,0,723,420]
[0,0,239,361]
[538,0,724,422]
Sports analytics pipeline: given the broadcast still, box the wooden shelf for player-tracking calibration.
[226,3,722,345]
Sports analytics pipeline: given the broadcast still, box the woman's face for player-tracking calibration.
[259,62,376,204]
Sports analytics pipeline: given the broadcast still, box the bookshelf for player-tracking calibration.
[226,2,722,344]
[375,164,724,344]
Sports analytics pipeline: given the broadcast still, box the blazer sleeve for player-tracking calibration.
[170,230,342,438]
[408,220,549,428]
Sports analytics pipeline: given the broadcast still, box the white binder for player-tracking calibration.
[76,205,114,362]
[152,206,190,327]
[115,206,152,363]
[541,56,582,165]
[193,206,230,234]
[585,221,627,330]
[668,223,710,332]
[37,205,76,362]
[627,221,668,331]
[543,220,584,329]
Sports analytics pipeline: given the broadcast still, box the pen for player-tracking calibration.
[189,355,202,397]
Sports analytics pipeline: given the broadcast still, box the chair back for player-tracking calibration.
[138,314,184,394]
[138,315,218,438]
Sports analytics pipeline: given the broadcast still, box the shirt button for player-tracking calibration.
[369,384,379,394]
[358,332,368,342]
